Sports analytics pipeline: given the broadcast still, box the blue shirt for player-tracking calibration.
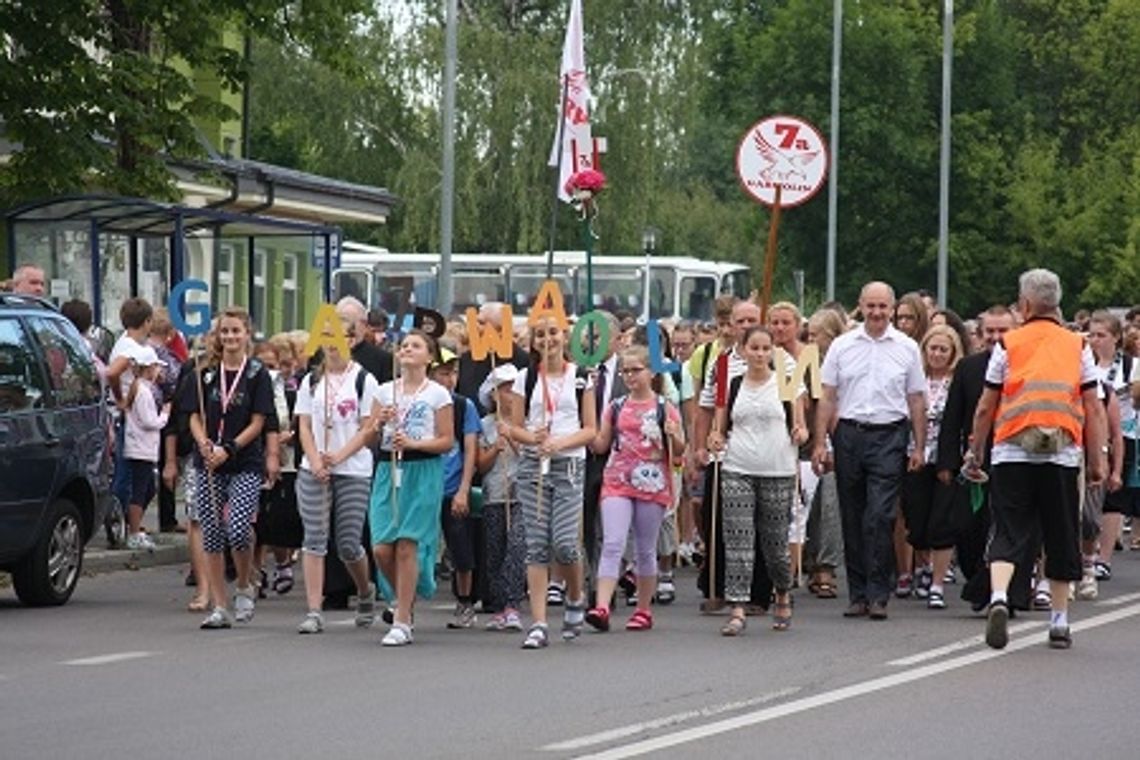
[443,394,480,498]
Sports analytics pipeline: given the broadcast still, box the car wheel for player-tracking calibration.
[12,498,84,606]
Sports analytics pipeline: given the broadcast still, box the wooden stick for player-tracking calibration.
[194,336,220,524]
[321,360,332,543]
[759,185,783,323]
[390,344,400,526]
[534,344,550,524]
[709,435,721,604]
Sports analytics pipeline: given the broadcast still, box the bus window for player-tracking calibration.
[724,269,751,298]
[333,269,372,306]
[648,266,676,321]
[453,268,506,313]
[375,264,437,314]
[510,267,574,314]
[680,275,718,322]
[590,263,642,316]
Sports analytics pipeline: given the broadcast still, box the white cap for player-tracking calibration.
[478,363,520,411]
[132,345,167,367]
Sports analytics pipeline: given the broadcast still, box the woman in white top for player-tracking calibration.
[294,331,383,634]
[708,326,807,635]
[504,316,597,649]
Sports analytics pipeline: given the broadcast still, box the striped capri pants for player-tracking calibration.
[516,455,584,566]
[295,469,370,562]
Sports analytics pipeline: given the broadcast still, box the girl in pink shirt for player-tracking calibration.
[587,346,684,631]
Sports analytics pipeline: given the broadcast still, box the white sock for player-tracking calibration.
[990,589,1008,605]
[930,583,944,596]
[1050,610,1068,628]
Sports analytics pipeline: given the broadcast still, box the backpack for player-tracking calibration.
[451,392,474,450]
[523,364,592,425]
[725,374,794,439]
[609,394,667,453]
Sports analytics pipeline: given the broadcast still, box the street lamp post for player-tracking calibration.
[641,226,658,324]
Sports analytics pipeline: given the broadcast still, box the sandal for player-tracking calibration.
[1032,588,1052,610]
[585,606,611,632]
[807,577,823,595]
[772,601,792,631]
[273,562,294,594]
[626,609,653,631]
[720,614,746,637]
[816,582,838,599]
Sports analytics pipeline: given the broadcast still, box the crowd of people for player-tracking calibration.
[10,258,1137,651]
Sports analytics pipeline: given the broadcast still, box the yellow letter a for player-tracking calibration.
[304,303,351,359]
[775,343,822,401]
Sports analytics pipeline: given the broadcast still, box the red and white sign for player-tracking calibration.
[549,0,595,204]
[735,115,828,208]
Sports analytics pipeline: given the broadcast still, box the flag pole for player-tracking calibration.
[546,74,570,281]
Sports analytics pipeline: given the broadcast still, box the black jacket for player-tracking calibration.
[936,350,991,473]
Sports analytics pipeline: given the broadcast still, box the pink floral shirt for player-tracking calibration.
[601,396,681,507]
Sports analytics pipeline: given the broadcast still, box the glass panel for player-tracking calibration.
[333,270,370,306]
[100,235,132,331]
[509,266,574,314]
[0,317,48,411]
[281,254,298,331]
[27,316,101,407]
[590,264,643,315]
[374,264,437,314]
[214,244,234,312]
[725,269,751,298]
[11,224,94,309]
[648,266,676,320]
[452,268,506,313]
[138,238,169,311]
[252,248,267,332]
[679,276,719,322]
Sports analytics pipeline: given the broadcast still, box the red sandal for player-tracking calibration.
[585,606,611,632]
[626,609,653,631]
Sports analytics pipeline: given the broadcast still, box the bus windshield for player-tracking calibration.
[679,275,719,322]
[375,263,437,314]
[452,267,506,313]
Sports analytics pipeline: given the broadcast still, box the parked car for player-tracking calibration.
[0,293,114,605]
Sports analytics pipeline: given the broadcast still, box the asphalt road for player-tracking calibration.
[3,551,1139,759]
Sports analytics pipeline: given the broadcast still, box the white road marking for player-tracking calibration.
[1095,591,1140,607]
[564,602,1140,759]
[887,620,1046,666]
[62,651,157,666]
[541,688,800,752]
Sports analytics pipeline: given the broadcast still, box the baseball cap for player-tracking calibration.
[431,347,458,369]
[132,345,167,367]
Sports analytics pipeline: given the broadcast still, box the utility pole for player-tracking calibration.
[826,0,842,301]
[937,0,953,307]
[439,0,458,316]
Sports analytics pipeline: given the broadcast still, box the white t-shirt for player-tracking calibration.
[109,333,146,403]
[374,377,452,451]
[723,375,799,477]
[511,364,594,460]
[985,341,1098,467]
[1097,353,1138,439]
[294,364,382,478]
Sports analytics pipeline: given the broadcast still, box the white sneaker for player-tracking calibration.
[126,532,156,553]
[297,611,324,634]
[200,606,233,630]
[382,622,414,646]
[234,586,256,623]
[1077,573,1098,601]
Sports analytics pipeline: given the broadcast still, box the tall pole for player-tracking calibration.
[439,0,459,316]
[826,0,842,302]
[937,0,954,307]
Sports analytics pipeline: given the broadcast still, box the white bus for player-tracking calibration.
[332,243,751,323]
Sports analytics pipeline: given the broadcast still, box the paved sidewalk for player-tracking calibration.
[83,507,189,575]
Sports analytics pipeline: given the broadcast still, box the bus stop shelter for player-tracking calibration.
[5,195,342,330]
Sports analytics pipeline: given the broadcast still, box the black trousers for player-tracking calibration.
[697,462,773,609]
[989,462,1082,582]
[833,420,907,606]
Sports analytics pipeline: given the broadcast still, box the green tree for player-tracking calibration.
[0,0,373,206]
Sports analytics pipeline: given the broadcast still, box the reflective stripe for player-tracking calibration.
[1001,381,1075,406]
[996,400,1085,428]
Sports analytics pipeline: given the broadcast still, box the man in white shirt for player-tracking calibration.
[813,282,926,620]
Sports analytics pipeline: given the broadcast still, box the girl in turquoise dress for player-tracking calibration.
[370,329,455,646]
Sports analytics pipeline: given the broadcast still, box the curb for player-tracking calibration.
[83,540,190,576]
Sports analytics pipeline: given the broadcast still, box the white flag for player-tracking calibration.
[549,0,593,203]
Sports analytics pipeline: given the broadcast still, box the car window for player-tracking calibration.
[27,316,102,407]
[0,317,49,412]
